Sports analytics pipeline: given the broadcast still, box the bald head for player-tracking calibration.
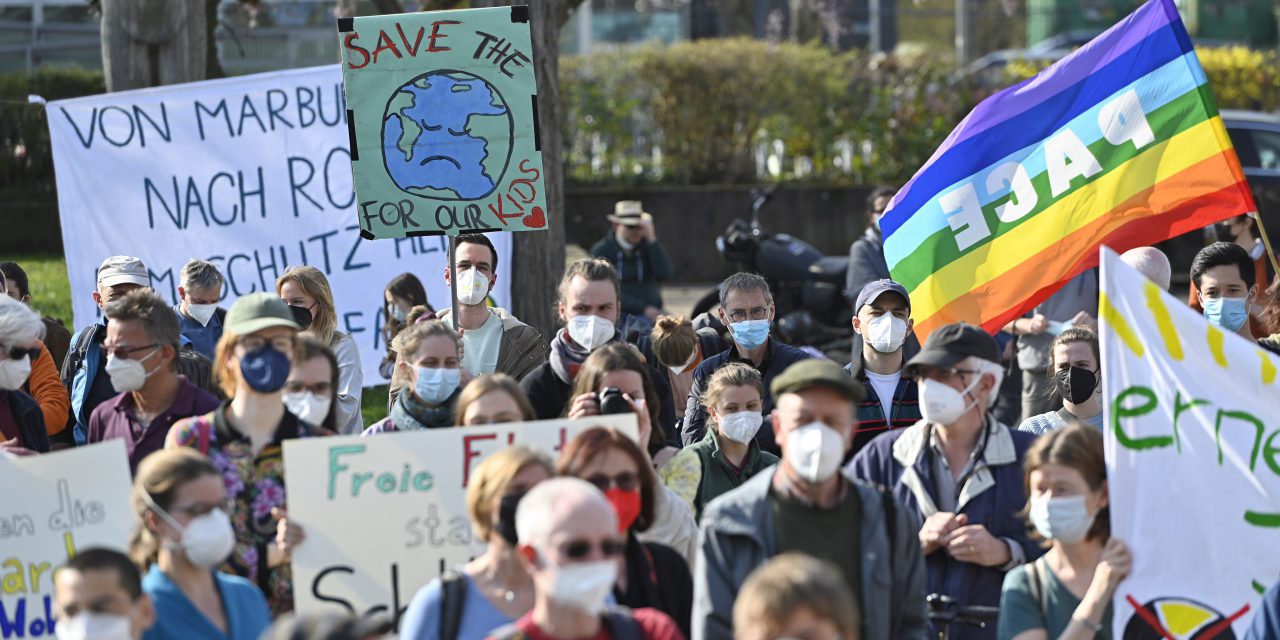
[515,477,616,550]
[1121,247,1171,291]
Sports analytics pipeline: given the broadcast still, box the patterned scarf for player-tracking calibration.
[390,387,457,430]
[548,328,622,385]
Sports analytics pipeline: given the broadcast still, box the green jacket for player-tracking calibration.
[685,428,779,519]
[590,234,673,315]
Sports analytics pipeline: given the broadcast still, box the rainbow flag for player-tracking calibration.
[881,0,1256,340]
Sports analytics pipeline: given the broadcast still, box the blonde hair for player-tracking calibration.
[212,330,241,398]
[128,448,221,569]
[466,446,554,541]
[733,553,860,638]
[650,315,696,369]
[390,317,463,391]
[453,373,535,425]
[276,266,338,346]
[699,362,763,423]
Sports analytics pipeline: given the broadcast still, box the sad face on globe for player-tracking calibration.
[381,71,514,201]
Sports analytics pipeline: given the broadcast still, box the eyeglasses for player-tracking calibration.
[585,471,640,493]
[168,498,234,518]
[4,344,41,362]
[237,335,296,354]
[560,538,626,560]
[725,307,770,323]
[102,343,157,360]
[285,380,332,396]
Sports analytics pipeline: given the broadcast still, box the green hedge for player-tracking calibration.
[0,67,105,198]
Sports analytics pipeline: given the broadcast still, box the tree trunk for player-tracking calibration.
[100,0,207,91]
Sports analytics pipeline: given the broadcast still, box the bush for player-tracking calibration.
[0,68,105,198]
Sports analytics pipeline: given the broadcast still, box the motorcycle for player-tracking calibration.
[690,186,855,357]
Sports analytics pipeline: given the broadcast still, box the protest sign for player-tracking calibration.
[1101,247,1280,637]
[339,7,548,239]
[45,66,513,386]
[0,441,133,639]
[283,414,637,628]
[882,0,1255,340]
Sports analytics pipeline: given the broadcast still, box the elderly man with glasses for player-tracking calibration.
[849,323,1042,640]
[681,272,812,455]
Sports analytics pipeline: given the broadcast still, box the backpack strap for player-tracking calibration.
[602,608,644,640]
[438,571,469,640]
[1026,557,1047,616]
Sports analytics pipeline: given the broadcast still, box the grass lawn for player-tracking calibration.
[361,384,390,427]
[9,253,73,326]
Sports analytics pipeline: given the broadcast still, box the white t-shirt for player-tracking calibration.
[865,369,902,408]
[461,310,503,377]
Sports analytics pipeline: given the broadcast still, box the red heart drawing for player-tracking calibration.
[522,206,546,228]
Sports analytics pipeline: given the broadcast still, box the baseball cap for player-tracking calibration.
[97,256,150,288]
[770,359,867,403]
[224,293,301,335]
[904,323,1000,376]
[855,279,910,313]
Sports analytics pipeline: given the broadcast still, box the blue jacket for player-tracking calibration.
[849,418,1042,640]
[63,323,107,444]
[142,565,272,640]
[681,338,812,455]
[1247,579,1280,640]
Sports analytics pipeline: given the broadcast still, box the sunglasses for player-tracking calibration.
[585,471,639,493]
[560,538,626,560]
[5,345,41,362]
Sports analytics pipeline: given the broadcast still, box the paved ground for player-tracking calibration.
[566,243,713,319]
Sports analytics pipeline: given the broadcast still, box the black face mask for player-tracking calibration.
[1055,365,1099,405]
[495,491,525,546]
[289,304,313,330]
[1215,221,1237,242]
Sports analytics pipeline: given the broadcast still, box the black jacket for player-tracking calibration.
[519,353,679,445]
[2,390,49,453]
[615,533,692,638]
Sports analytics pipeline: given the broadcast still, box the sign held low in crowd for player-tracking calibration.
[0,442,133,639]
[339,6,549,239]
[282,414,638,630]
[1102,247,1280,637]
[45,65,513,384]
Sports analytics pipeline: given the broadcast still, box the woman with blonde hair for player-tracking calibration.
[131,448,272,639]
[276,266,363,434]
[453,373,535,426]
[648,315,723,417]
[660,362,778,519]
[364,318,467,433]
[399,446,554,640]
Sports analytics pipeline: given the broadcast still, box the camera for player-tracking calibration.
[596,387,633,415]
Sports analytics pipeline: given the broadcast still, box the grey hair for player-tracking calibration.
[515,477,612,549]
[719,272,773,307]
[180,259,224,292]
[963,356,1005,409]
[0,295,44,347]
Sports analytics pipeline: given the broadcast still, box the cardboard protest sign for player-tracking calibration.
[283,414,637,628]
[0,441,133,638]
[45,66,512,386]
[338,7,548,239]
[1101,247,1280,638]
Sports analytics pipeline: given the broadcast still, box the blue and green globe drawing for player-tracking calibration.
[381,70,514,200]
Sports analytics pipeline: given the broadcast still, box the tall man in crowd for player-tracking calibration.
[1192,241,1261,342]
[682,272,810,454]
[590,201,673,331]
[62,255,152,444]
[1192,214,1271,336]
[502,477,684,640]
[851,323,1040,640]
[521,258,675,429]
[437,233,548,380]
[88,290,220,472]
[847,279,921,456]
[694,359,927,640]
[1,261,72,367]
[844,186,896,304]
[173,259,226,361]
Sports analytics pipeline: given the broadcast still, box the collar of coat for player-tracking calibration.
[890,415,1016,517]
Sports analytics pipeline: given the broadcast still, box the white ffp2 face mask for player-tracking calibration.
[55,612,133,640]
[105,348,160,393]
[864,314,908,353]
[918,376,981,426]
[1029,494,1097,544]
[718,411,763,444]
[785,421,846,483]
[143,492,237,568]
[455,268,491,306]
[283,391,332,425]
[185,303,218,326]
[567,315,615,352]
[0,357,32,391]
[544,556,618,615]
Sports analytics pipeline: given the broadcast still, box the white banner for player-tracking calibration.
[283,414,638,630]
[46,66,513,386]
[1101,247,1280,638]
[0,441,134,639]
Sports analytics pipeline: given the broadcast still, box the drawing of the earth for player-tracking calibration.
[381,70,513,200]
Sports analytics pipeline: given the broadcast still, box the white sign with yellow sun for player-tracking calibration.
[1101,247,1280,638]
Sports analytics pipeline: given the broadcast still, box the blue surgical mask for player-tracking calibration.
[414,366,460,405]
[1203,296,1248,332]
[239,346,291,394]
[729,319,770,350]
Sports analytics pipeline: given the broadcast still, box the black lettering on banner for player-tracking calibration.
[324,147,355,209]
[344,224,372,271]
[195,99,232,141]
[289,156,322,217]
[236,94,266,136]
[266,89,295,130]
[312,566,357,613]
[308,229,337,273]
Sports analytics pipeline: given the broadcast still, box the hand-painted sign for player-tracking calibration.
[338,7,548,239]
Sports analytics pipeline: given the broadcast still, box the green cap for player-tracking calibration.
[770,359,867,403]
[224,292,300,335]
